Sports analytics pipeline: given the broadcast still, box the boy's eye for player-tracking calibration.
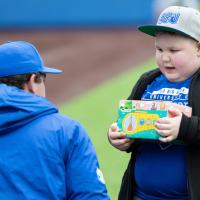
[170,49,179,53]
[156,47,163,52]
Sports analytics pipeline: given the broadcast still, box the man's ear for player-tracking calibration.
[24,74,36,94]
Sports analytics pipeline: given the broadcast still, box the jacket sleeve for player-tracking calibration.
[127,71,150,100]
[178,114,200,145]
[65,122,110,200]
[177,70,200,145]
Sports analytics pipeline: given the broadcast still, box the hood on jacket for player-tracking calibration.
[0,83,58,134]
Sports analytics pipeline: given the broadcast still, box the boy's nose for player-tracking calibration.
[161,52,170,62]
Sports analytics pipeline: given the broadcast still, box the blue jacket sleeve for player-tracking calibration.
[64,121,110,200]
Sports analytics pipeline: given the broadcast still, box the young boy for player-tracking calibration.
[108,6,200,200]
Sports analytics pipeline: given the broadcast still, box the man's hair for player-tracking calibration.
[0,72,46,89]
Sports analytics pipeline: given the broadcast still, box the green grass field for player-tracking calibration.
[60,59,155,199]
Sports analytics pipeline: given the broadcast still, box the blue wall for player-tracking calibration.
[0,0,154,28]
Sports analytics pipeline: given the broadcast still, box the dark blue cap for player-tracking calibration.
[0,41,62,77]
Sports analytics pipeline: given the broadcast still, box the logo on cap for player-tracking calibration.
[158,12,180,24]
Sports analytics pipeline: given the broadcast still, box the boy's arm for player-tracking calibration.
[155,107,200,144]
[108,69,161,150]
[108,71,156,151]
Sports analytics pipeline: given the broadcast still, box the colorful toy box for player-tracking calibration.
[117,100,192,139]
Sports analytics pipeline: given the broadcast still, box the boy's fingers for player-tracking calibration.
[155,123,170,130]
[111,126,117,132]
[109,129,126,139]
[111,122,118,131]
[159,137,168,143]
[159,135,174,143]
[156,129,171,137]
[118,141,134,151]
[168,108,181,116]
[156,117,170,124]
[113,138,134,151]
[113,138,130,145]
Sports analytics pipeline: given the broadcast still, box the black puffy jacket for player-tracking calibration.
[118,68,200,200]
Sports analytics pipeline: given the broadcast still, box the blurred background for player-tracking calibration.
[0,0,199,199]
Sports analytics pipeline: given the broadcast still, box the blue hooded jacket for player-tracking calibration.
[0,84,110,200]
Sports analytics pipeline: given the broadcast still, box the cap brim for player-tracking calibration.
[41,66,62,74]
[138,25,190,38]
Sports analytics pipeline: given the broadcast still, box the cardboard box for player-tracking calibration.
[117,100,192,139]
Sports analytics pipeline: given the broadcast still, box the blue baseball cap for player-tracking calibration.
[0,41,62,77]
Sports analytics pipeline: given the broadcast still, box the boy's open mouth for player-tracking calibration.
[165,67,175,70]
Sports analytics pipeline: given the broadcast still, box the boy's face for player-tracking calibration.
[155,32,200,82]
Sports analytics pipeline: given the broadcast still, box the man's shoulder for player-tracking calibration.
[34,112,87,139]
[41,113,79,127]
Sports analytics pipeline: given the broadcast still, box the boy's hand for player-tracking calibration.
[155,108,182,143]
[108,122,134,151]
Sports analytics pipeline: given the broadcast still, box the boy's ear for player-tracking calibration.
[24,74,36,94]
[197,42,200,56]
